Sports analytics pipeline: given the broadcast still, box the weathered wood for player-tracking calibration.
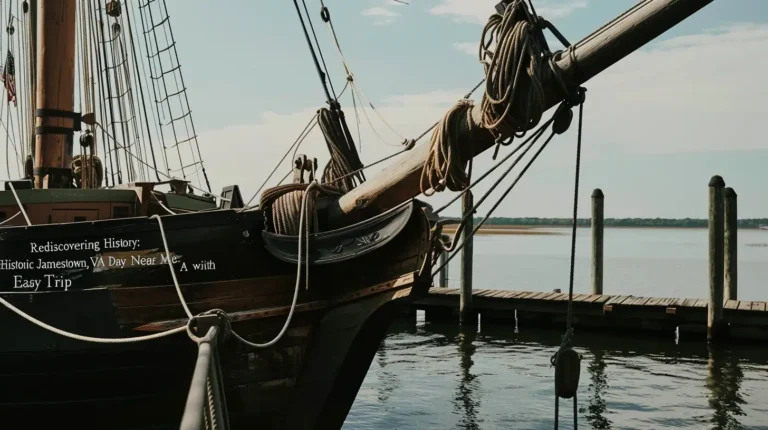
[417,288,768,342]
[708,175,726,341]
[34,0,77,189]
[724,187,737,301]
[591,188,604,295]
[460,191,475,325]
[331,0,715,219]
[438,234,449,288]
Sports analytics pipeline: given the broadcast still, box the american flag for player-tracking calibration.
[1,50,15,106]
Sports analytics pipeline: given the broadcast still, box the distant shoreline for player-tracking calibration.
[437,217,768,231]
[440,224,768,236]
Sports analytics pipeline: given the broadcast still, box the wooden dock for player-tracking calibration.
[412,288,768,342]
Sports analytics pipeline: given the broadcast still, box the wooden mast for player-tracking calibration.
[329,0,715,221]
[33,0,77,189]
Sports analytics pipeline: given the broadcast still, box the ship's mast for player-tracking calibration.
[33,0,76,189]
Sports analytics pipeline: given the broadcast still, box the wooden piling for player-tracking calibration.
[591,189,604,295]
[708,175,726,341]
[460,191,475,325]
[438,235,449,288]
[724,187,737,301]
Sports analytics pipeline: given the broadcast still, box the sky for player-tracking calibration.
[21,0,768,219]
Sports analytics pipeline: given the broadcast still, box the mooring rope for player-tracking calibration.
[0,179,316,349]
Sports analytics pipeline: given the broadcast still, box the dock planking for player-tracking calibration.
[414,288,768,342]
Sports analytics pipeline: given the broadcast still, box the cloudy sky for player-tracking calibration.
[35,1,768,218]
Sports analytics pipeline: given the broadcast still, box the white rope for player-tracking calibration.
[0,295,187,343]
[0,211,21,226]
[151,191,177,215]
[7,181,31,226]
[152,214,193,319]
[229,181,315,348]
[0,182,313,348]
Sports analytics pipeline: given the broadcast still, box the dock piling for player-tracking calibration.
[708,175,726,341]
[460,191,476,325]
[438,235,449,288]
[591,189,604,295]
[724,187,738,301]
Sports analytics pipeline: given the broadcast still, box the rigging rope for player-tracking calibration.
[552,88,585,430]
[239,113,319,212]
[318,106,365,194]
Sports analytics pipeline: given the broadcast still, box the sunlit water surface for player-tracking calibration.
[345,228,768,429]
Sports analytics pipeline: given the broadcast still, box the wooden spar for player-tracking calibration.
[33,0,77,189]
[28,0,38,161]
[330,0,715,220]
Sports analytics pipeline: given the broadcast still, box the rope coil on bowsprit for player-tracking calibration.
[259,183,341,235]
[419,0,553,198]
[480,0,547,158]
[420,99,474,197]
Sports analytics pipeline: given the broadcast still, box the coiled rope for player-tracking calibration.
[480,0,546,150]
[420,0,549,197]
[420,99,475,197]
[260,182,340,235]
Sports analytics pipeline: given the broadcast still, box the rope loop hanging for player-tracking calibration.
[420,98,474,197]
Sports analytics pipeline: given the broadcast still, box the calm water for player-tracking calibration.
[345,228,768,429]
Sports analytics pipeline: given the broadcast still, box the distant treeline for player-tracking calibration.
[468,217,768,229]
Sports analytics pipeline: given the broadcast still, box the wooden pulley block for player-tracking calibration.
[554,346,581,399]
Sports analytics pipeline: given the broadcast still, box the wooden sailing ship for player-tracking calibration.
[0,1,433,428]
[0,0,715,428]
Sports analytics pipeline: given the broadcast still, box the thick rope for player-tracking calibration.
[231,182,316,348]
[0,293,188,343]
[0,210,20,226]
[152,214,194,320]
[260,183,340,235]
[420,99,474,197]
[480,1,546,150]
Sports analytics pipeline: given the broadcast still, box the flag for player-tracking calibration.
[1,50,15,106]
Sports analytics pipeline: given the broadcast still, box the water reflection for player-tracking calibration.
[586,348,612,429]
[706,345,745,429]
[348,319,768,429]
[453,325,480,430]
